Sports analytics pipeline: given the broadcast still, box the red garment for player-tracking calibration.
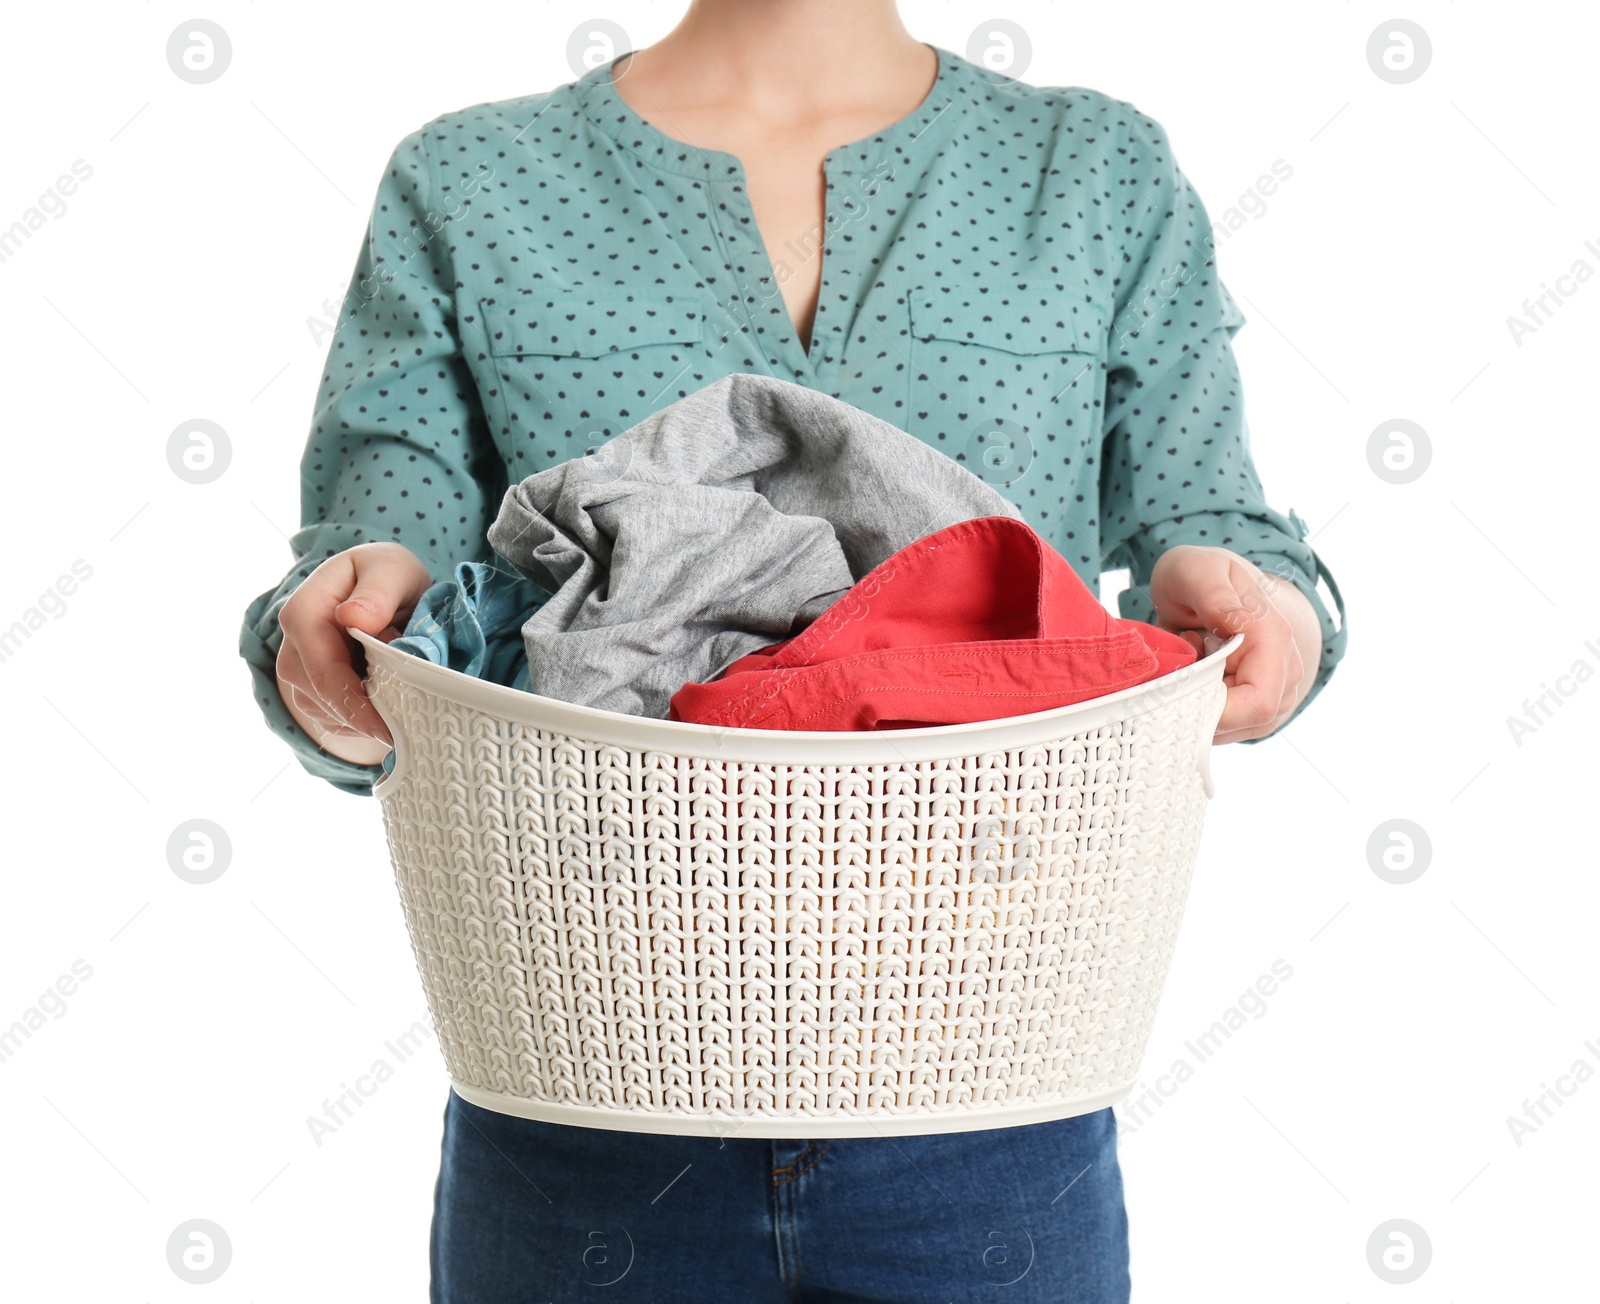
[668,515,1196,731]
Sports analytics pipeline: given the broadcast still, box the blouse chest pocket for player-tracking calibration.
[906,283,1108,491]
[474,287,712,457]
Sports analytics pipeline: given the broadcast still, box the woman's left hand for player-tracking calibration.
[1148,545,1324,744]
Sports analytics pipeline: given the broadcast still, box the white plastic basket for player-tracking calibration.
[353,625,1242,1138]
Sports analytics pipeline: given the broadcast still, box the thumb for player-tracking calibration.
[333,591,394,634]
[1189,582,1255,638]
[333,547,431,634]
[1157,575,1250,634]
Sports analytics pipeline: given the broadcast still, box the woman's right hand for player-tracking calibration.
[274,542,434,764]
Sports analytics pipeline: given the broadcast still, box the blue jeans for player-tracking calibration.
[430,1089,1130,1302]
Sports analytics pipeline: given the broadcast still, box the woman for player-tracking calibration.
[240,3,1347,1299]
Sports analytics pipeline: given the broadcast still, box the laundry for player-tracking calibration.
[479,372,1023,719]
[668,514,1198,731]
[378,372,1195,756]
[382,560,547,692]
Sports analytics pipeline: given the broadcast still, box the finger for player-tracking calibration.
[1214,714,1281,745]
[276,637,334,727]
[282,670,368,742]
[306,631,392,745]
[1214,675,1295,743]
[335,549,429,634]
[1156,567,1254,633]
[279,642,358,738]
[1235,591,1312,733]
[1214,677,1300,744]
[1155,568,1257,694]
[283,591,393,745]
[1213,611,1295,738]
[279,637,368,740]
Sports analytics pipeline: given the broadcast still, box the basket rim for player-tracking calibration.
[353,624,1241,776]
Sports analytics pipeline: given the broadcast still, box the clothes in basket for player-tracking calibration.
[482,372,1022,719]
[376,371,1022,776]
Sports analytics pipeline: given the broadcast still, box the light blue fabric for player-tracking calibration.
[377,561,547,778]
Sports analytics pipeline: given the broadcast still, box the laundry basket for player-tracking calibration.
[352,625,1242,1138]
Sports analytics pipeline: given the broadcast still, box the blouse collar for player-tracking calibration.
[574,43,970,179]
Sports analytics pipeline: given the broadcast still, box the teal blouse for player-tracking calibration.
[240,43,1348,796]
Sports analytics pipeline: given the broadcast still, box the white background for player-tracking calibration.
[1,2,1594,1299]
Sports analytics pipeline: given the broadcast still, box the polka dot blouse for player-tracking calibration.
[240,43,1348,794]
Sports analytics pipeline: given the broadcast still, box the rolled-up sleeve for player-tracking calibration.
[1096,100,1348,730]
[238,123,505,794]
